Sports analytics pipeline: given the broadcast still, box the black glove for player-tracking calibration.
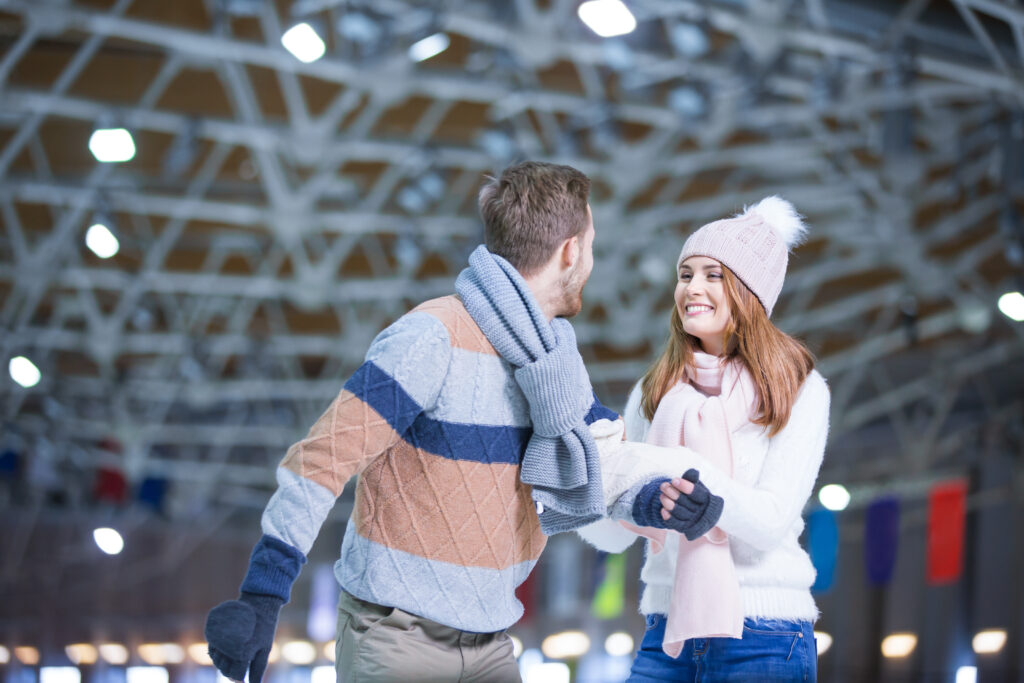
[632,469,724,541]
[205,592,283,683]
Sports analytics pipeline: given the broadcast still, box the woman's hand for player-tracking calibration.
[658,469,724,541]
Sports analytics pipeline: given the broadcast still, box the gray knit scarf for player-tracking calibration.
[455,245,604,534]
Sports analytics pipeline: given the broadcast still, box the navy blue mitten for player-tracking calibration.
[632,469,724,541]
[205,535,306,682]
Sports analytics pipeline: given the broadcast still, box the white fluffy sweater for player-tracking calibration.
[579,370,830,622]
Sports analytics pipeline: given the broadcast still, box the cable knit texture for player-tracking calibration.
[455,245,605,534]
[255,294,617,633]
[578,369,830,625]
[240,534,307,602]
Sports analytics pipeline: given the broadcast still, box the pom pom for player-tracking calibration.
[743,195,807,250]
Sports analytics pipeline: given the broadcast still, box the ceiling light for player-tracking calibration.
[99,643,129,665]
[972,629,1007,654]
[997,291,1024,321]
[9,355,41,388]
[41,668,81,683]
[126,667,168,683]
[281,640,316,665]
[818,484,850,511]
[815,631,833,655]
[310,666,334,683]
[281,23,326,63]
[578,0,637,38]
[956,666,977,683]
[86,222,119,259]
[137,645,183,666]
[186,644,211,666]
[14,646,40,665]
[94,528,124,555]
[881,633,917,658]
[65,644,99,665]
[89,128,136,163]
[541,631,590,659]
[409,33,450,62]
[604,632,634,657]
[524,662,570,683]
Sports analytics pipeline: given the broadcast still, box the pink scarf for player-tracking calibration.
[625,352,757,657]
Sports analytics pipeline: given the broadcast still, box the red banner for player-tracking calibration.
[926,479,967,585]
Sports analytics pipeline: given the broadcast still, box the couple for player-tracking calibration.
[204,162,830,682]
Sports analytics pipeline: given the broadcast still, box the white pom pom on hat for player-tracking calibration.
[677,195,810,317]
[741,195,807,250]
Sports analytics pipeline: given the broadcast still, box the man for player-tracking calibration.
[204,162,721,682]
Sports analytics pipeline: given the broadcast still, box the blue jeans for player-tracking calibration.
[627,614,817,682]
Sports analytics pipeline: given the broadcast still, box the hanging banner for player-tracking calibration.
[926,479,967,585]
[808,508,839,592]
[591,551,626,620]
[864,497,900,585]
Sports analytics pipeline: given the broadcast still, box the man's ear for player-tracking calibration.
[560,234,580,269]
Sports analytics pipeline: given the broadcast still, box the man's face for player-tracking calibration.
[556,205,595,318]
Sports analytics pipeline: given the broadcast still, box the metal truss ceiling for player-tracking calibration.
[1,0,1023,527]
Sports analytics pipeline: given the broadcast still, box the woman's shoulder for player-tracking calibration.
[793,368,830,416]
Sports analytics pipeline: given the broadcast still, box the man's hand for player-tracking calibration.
[205,593,283,683]
[658,469,724,541]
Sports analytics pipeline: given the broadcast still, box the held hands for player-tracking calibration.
[204,592,283,683]
[633,468,724,541]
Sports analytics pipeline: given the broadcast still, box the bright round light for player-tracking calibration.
[86,223,120,259]
[186,643,212,666]
[604,631,634,657]
[41,667,81,683]
[818,484,851,511]
[541,630,590,660]
[281,23,326,63]
[65,644,99,665]
[0,645,9,664]
[880,633,917,658]
[14,646,40,665]
[525,662,570,683]
[89,128,136,163]
[281,640,316,665]
[997,291,1024,322]
[509,634,523,659]
[408,33,450,62]
[955,666,978,683]
[9,355,41,388]
[99,643,129,665]
[310,666,335,683]
[815,631,833,655]
[972,629,1007,654]
[578,0,637,38]
[94,527,124,555]
[138,644,184,666]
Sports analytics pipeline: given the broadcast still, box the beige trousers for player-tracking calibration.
[334,590,521,682]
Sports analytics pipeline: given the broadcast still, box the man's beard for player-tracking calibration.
[555,262,587,318]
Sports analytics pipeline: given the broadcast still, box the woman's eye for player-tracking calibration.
[679,273,691,281]
[709,272,722,279]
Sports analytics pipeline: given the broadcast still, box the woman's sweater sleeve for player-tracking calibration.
[691,371,831,552]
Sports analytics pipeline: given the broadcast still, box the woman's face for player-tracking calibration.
[675,256,733,356]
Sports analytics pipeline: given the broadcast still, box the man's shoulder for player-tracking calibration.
[409,295,497,356]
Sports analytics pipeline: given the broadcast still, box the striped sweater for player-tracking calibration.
[258,295,618,633]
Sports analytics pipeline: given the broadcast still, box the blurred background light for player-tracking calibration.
[14,646,40,665]
[578,0,637,38]
[281,23,326,63]
[86,223,120,259]
[65,644,98,665]
[310,666,335,683]
[525,662,570,683]
[98,643,129,665]
[815,631,833,655]
[408,33,449,62]
[280,640,316,665]
[41,668,81,683]
[604,631,634,657]
[541,630,590,659]
[9,356,41,388]
[997,291,1024,321]
[88,128,135,163]
[126,667,169,683]
[186,644,212,666]
[93,528,124,555]
[972,628,1007,654]
[881,633,917,658]
[819,484,851,511]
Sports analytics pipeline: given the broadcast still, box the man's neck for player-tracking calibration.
[523,271,558,322]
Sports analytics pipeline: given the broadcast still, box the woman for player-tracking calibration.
[580,196,830,682]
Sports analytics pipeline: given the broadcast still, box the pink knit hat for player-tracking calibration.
[677,196,808,317]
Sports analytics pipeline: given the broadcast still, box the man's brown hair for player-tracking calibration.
[478,161,591,276]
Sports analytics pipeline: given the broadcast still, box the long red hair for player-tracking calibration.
[640,264,815,436]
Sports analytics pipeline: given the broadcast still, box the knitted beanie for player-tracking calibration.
[677,196,807,317]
